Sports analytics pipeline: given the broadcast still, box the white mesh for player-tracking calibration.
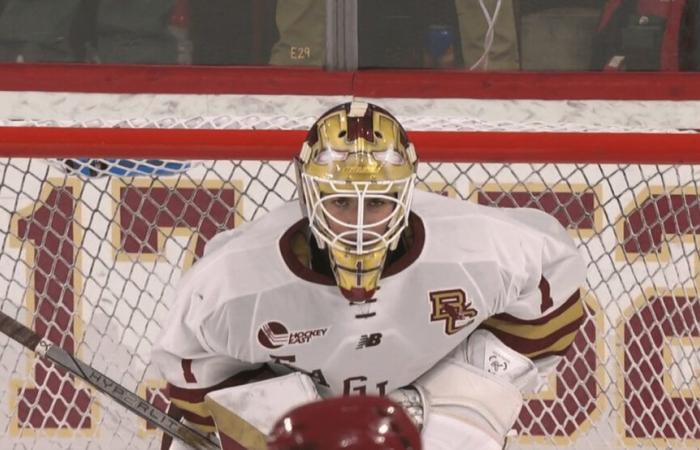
[1,115,693,132]
[0,114,699,450]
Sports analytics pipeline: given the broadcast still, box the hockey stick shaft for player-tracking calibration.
[0,309,219,450]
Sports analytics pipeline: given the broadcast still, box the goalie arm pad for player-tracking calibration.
[203,372,321,450]
[461,329,542,394]
[414,357,522,444]
[392,330,539,449]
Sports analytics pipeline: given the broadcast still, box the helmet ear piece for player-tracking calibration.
[298,142,312,164]
[294,157,307,217]
[406,143,418,165]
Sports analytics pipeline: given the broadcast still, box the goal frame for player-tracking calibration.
[1,126,700,163]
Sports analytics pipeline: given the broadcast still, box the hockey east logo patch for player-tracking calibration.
[257,321,329,350]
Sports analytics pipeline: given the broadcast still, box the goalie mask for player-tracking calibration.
[296,102,417,302]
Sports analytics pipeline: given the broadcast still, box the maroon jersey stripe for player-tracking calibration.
[480,315,584,358]
[490,290,581,326]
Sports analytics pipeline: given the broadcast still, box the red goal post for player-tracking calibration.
[1,97,700,450]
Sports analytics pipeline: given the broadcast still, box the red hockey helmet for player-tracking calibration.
[267,395,421,450]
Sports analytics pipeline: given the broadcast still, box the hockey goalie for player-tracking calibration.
[151,102,587,449]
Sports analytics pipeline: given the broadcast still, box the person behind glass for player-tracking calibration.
[268,0,325,66]
[454,0,519,70]
[0,0,179,64]
[265,0,519,69]
[423,24,457,68]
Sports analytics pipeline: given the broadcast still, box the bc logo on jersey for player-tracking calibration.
[429,289,478,335]
[257,321,330,349]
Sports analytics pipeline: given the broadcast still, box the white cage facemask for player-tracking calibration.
[300,174,416,255]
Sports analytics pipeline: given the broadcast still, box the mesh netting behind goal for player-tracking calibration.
[0,115,699,450]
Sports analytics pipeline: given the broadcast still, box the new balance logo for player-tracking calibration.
[356,333,382,349]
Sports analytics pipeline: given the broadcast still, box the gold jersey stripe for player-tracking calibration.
[523,329,580,359]
[483,296,584,340]
[481,320,581,358]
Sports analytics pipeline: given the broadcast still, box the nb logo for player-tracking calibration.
[356,333,382,349]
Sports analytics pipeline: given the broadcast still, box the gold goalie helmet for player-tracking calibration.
[296,102,418,302]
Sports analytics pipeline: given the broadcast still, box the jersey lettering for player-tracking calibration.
[269,355,330,388]
[343,376,388,395]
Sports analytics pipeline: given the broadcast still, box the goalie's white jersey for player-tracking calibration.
[152,190,585,416]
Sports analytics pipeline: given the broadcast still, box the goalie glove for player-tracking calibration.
[415,357,522,446]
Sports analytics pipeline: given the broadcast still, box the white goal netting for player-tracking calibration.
[0,99,699,450]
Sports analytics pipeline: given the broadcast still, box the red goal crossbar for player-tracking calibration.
[1,126,700,164]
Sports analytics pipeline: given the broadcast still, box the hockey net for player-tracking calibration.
[0,107,699,450]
